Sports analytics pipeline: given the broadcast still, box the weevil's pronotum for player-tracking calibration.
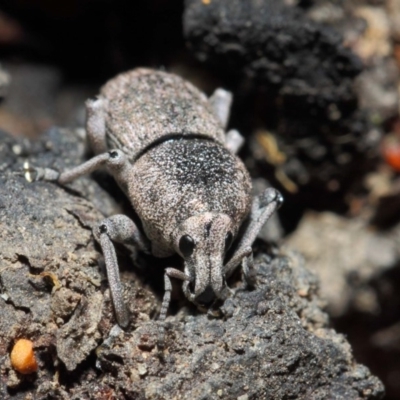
[25,68,282,341]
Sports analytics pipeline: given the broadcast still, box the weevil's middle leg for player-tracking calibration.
[25,149,130,185]
[94,215,151,328]
[225,129,245,154]
[158,268,190,347]
[86,97,108,154]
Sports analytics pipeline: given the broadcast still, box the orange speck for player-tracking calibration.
[382,140,400,172]
[202,0,211,4]
[10,339,38,374]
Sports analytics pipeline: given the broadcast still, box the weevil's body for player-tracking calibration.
[28,68,282,337]
[98,69,252,258]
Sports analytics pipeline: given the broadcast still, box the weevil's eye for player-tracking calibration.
[179,235,195,257]
[225,232,233,252]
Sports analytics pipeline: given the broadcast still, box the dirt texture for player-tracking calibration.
[184,0,361,103]
[0,128,384,399]
[184,0,383,194]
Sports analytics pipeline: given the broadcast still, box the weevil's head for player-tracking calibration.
[173,212,236,305]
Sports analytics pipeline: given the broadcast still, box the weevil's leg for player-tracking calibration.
[158,268,190,347]
[208,88,244,153]
[86,97,108,154]
[242,251,256,287]
[240,188,283,249]
[223,246,252,279]
[25,149,129,184]
[94,215,151,328]
[224,188,283,278]
[96,225,129,328]
[225,129,245,154]
[209,88,233,129]
[95,214,151,255]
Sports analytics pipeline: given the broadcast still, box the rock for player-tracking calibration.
[184,0,380,194]
[94,251,383,399]
[0,128,384,398]
[184,0,361,108]
[286,211,400,317]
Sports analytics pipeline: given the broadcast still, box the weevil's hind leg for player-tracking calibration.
[86,97,108,154]
[224,188,283,279]
[94,215,151,328]
[25,98,114,183]
[208,88,245,154]
[25,149,129,185]
[158,268,190,348]
[225,129,245,154]
[209,88,232,129]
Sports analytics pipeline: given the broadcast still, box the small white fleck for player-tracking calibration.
[12,144,22,155]
[137,363,147,376]
[0,293,9,301]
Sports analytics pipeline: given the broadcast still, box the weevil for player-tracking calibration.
[25,68,282,341]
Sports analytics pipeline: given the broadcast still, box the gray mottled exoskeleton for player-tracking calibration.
[25,68,282,343]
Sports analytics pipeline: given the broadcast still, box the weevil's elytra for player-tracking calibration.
[100,69,226,160]
[28,68,283,343]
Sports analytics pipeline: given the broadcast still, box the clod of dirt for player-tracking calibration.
[184,0,381,195]
[184,0,361,108]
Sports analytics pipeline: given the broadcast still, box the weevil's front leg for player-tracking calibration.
[24,149,129,184]
[93,215,151,328]
[224,188,283,282]
[158,268,190,347]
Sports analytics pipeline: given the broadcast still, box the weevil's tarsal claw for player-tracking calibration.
[242,252,256,287]
[23,161,60,183]
[158,268,191,348]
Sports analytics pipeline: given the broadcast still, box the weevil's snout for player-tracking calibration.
[174,212,236,304]
[195,284,216,306]
[184,246,225,304]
